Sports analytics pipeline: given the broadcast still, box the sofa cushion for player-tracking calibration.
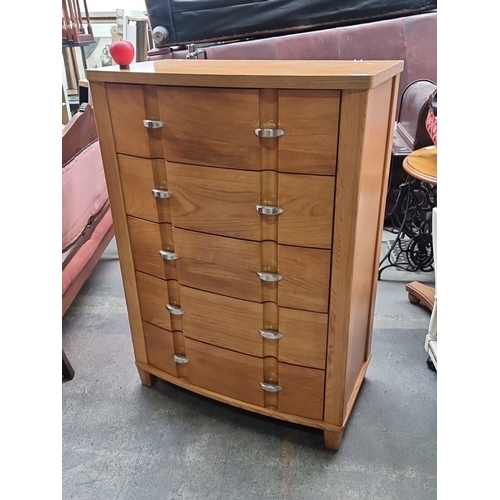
[62,139,108,251]
[62,210,113,295]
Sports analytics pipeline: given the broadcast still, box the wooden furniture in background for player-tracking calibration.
[404,145,437,311]
[87,59,403,450]
[62,0,96,118]
[404,145,437,370]
[62,0,94,45]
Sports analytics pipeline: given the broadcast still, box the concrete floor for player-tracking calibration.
[62,234,437,500]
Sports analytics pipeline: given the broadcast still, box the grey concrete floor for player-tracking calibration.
[62,233,437,500]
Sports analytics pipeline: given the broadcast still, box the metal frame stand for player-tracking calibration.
[379,175,437,278]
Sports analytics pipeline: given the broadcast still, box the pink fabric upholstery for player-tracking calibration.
[62,209,113,295]
[62,140,108,251]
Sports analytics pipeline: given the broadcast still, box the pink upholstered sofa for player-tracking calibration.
[62,103,114,316]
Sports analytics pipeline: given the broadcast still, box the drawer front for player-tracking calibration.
[174,228,262,302]
[184,338,264,407]
[278,173,335,249]
[279,308,328,370]
[118,155,171,223]
[127,217,176,280]
[184,339,324,419]
[278,90,340,176]
[106,86,339,173]
[181,285,263,357]
[174,229,330,313]
[278,245,331,313]
[136,272,172,331]
[107,84,153,158]
[278,362,325,420]
[167,163,261,241]
[157,87,261,170]
[167,163,335,249]
[180,285,328,369]
[143,322,177,377]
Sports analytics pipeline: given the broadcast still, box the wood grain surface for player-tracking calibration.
[184,338,264,407]
[279,90,340,175]
[158,86,260,170]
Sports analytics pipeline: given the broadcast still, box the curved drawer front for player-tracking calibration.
[185,338,264,407]
[105,85,339,177]
[143,322,178,377]
[278,89,340,176]
[184,338,325,420]
[136,272,173,331]
[279,308,328,370]
[173,229,331,313]
[278,173,335,249]
[127,217,177,280]
[167,162,261,241]
[181,285,263,358]
[278,363,325,421]
[167,163,335,249]
[157,87,261,170]
[107,84,156,159]
[118,155,171,223]
[174,228,262,303]
[277,245,331,313]
[180,285,328,369]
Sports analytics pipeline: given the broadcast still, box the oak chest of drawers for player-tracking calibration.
[87,59,403,450]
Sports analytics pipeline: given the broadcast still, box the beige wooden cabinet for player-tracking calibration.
[87,59,403,450]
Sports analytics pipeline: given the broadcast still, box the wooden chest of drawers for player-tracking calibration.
[87,60,403,450]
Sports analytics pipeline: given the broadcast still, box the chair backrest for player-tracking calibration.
[62,103,107,266]
[62,103,98,166]
[395,79,437,152]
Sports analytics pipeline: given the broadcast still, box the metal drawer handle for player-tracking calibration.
[166,304,184,315]
[254,128,284,138]
[256,205,283,216]
[257,271,282,282]
[259,329,283,340]
[143,119,164,129]
[172,354,189,364]
[260,381,282,393]
[152,189,172,199]
[159,250,178,261]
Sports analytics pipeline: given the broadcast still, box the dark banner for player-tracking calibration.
[145,0,437,45]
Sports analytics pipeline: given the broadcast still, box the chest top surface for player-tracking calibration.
[86,59,404,89]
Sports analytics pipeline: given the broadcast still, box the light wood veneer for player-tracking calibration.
[88,59,403,450]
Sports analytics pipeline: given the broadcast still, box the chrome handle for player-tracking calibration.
[151,188,172,199]
[159,250,178,261]
[254,128,284,138]
[143,119,164,129]
[166,304,184,315]
[260,381,282,393]
[257,271,282,282]
[259,329,283,340]
[172,354,189,364]
[256,205,283,216]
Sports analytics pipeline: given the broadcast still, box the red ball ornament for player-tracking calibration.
[109,40,135,69]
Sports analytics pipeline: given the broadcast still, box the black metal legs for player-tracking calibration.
[379,175,437,278]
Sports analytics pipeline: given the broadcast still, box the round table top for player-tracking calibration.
[402,145,437,185]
